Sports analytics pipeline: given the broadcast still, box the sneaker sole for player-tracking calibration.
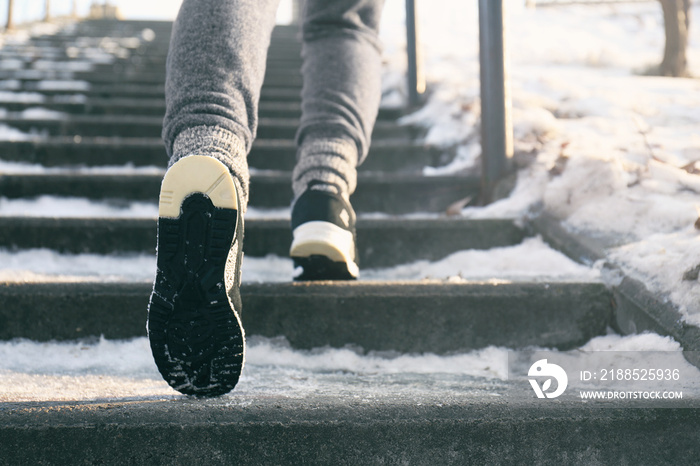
[148,156,244,397]
[290,221,359,279]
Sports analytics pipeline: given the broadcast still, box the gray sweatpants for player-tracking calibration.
[162,0,385,211]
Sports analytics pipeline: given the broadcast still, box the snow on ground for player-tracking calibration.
[378,1,700,323]
[1,331,695,402]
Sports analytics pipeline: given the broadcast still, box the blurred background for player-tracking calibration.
[0,0,296,25]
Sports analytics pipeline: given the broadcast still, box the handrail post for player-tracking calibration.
[478,0,514,203]
[291,0,303,25]
[44,0,51,22]
[405,0,425,107]
[6,0,14,30]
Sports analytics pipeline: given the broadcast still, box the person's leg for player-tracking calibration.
[290,0,385,280]
[162,0,281,212]
[149,0,279,397]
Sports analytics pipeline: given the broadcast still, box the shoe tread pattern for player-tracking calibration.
[148,193,243,397]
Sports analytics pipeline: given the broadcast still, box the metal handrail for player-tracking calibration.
[405,0,426,108]
[478,0,514,203]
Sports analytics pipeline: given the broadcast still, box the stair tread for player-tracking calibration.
[0,137,438,171]
[0,280,611,351]
[1,377,696,465]
[0,216,527,266]
[0,116,414,139]
[0,171,479,214]
[0,98,405,119]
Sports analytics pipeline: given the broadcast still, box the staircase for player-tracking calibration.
[0,20,697,465]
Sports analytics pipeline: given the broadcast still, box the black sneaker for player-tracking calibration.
[147,155,245,397]
[290,183,359,280]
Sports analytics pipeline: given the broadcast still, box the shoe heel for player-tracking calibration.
[148,155,245,397]
[159,155,238,218]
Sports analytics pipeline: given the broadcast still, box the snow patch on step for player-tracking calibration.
[19,107,69,119]
[0,196,159,218]
[0,195,294,219]
[0,237,599,284]
[0,123,36,141]
[0,91,46,103]
[0,332,691,402]
[0,160,165,175]
[36,80,91,91]
[608,229,700,326]
[361,237,600,282]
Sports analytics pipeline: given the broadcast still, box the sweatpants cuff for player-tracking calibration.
[293,137,359,200]
[171,125,250,212]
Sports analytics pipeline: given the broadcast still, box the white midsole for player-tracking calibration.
[158,155,238,218]
[290,221,359,276]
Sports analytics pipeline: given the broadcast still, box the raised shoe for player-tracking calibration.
[147,155,245,397]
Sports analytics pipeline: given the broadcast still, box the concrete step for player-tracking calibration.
[24,30,297,43]
[0,39,297,54]
[0,217,525,267]
[0,280,611,350]
[0,50,302,67]
[26,30,298,48]
[0,53,302,71]
[0,70,304,87]
[21,21,294,42]
[0,115,414,139]
[5,377,692,465]
[0,172,478,215]
[37,19,175,36]
[0,98,404,120]
[0,138,443,171]
[13,83,303,101]
[88,60,306,75]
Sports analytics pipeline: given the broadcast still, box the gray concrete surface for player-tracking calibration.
[0,171,478,214]
[0,281,611,350]
[0,116,412,139]
[0,217,526,266]
[0,138,434,170]
[1,375,699,465]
